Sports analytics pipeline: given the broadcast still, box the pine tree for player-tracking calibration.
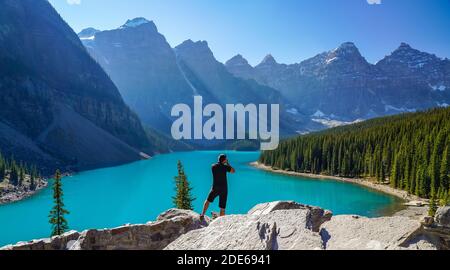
[9,161,19,186]
[440,146,449,193]
[19,163,25,187]
[0,156,5,182]
[30,166,38,191]
[391,154,400,188]
[49,170,69,237]
[428,194,438,217]
[173,161,195,210]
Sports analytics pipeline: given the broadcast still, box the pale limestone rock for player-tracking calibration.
[320,215,423,250]
[248,201,332,232]
[165,209,324,250]
[435,206,450,228]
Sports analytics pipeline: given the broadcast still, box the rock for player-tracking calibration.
[2,209,207,250]
[435,206,450,228]
[158,208,211,225]
[400,235,439,250]
[422,216,435,226]
[165,209,324,250]
[404,201,427,207]
[248,201,332,232]
[319,215,423,250]
[2,231,80,251]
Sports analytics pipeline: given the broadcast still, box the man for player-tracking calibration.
[200,154,236,219]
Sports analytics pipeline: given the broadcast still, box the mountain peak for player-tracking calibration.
[176,39,210,50]
[392,42,422,55]
[333,42,360,55]
[175,40,214,61]
[389,42,439,60]
[377,42,441,70]
[259,54,277,65]
[78,27,100,40]
[120,17,155,30]
[399,42,412,50]
[226,54,250,66]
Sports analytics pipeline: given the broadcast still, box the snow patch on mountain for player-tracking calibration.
[121,18,151,29]
[385,105,416,113]
[287,108,299,115]
[326,57,338,65]
[311,110,326,118]
[429,84,446,92]
[312,118,364,129]
[80,36,95,41]
[78,28,100,40]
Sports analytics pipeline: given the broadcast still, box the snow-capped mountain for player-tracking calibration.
[226,42,450,121]
[77,19,194,134]
[78,19,320,138]
[120,17,152,29]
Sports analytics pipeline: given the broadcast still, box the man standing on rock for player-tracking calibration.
[200,154,235,219]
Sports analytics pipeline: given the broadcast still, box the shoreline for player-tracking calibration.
[250,162,428,219]
[0,181,48,206]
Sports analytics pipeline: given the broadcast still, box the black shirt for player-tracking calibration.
[212,163,232,189]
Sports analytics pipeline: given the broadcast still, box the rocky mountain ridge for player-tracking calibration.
[78,19,323,138]
[226,42,450,123]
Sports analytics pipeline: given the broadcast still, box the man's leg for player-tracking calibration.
[201,189,218,218]
[201,200,210,217]
[219,190,228,217]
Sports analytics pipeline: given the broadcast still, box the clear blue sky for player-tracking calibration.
[49,0,450,65]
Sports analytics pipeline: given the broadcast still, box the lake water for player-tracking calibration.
[0,151,403,247]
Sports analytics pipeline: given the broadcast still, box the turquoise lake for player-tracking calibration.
[0,151,404,247]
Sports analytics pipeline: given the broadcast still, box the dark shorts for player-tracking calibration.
[207,188,228,209]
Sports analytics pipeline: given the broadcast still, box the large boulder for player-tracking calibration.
[165,209,324,250]
[435,206,450,228]
[319,215,429,250]
[248,201,332,232]
[2,209,208,250]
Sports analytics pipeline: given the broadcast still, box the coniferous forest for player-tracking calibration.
[0,152,41,191]
[260,107,450,204]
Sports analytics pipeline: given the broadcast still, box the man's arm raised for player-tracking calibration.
[228,164,236,174]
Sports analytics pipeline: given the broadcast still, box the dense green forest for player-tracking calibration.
[0,152,41,191]
[260,107,450,204]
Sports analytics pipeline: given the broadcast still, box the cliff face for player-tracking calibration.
[3,201,448,250]
[0,0,151,172]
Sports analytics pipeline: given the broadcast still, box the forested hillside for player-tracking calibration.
[260,107,450,203]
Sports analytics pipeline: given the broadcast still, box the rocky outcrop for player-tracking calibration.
[319,215,431,250]
[247,201,332,232]
[418,206,450,250]
[2,202,449,250]
[435,206,450,228]
[1,209,208,250]
[166,205,326,250]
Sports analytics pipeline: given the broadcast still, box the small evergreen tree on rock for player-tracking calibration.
[173,161,195,210]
